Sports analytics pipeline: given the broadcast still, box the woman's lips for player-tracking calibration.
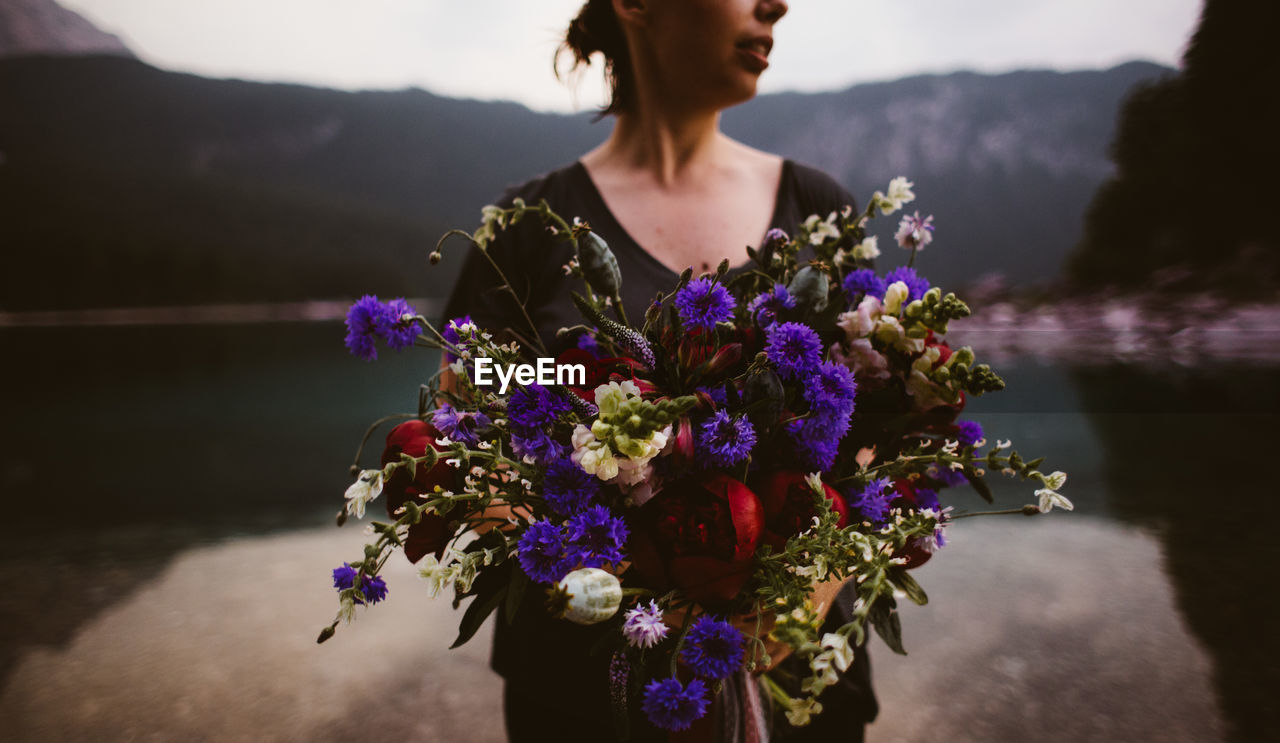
[735,37,771,73]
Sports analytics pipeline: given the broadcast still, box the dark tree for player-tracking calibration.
[1069,0,1280,297]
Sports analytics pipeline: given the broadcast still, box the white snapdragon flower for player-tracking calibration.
[872,176,916,216]
[887,177,915,209]
[417,555,461,598]
[821,633,855,672]
[785,697,824,727]
[1037,487,1074,513]
[593,380,641,417]
[838,295,883,340]
[571,424,620,481]
[852,236,881,261]
[803,212,840,245]
[882,281,910,315]
[343,469,384,519]
[873,315,925,354]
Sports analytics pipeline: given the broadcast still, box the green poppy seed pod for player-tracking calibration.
[556,568,623,625]
[744,368,785,420]
[787,265,829,313]
[576,230,622,298]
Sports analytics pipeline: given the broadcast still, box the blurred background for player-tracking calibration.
[1,1,1277,741]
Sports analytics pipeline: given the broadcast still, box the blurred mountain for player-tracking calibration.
[0,56,1167,311]
[1069,0,1280,298]
[725,63,1166,292]
[0,0,133,59]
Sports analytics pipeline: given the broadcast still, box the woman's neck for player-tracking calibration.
[585,103,733,187]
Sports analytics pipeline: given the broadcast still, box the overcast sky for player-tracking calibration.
[60,0,1202,112]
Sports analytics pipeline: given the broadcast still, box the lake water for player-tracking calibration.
[0,321,1276,742]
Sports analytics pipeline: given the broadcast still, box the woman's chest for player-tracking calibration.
[596,176,781,275]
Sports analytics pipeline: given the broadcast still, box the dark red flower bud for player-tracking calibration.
[672,416,696,468]
[704,343,743,377]
[380,420,458,563]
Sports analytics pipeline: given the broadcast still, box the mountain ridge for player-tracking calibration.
[0,55,1169,311]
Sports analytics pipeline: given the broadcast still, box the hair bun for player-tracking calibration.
[557,0,634,115]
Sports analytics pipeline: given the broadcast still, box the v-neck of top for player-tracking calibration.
[570,159,794,279]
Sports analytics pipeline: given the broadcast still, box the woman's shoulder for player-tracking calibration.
[784,159,859,216]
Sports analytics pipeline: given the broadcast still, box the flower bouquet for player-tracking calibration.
[319,178,1071,733]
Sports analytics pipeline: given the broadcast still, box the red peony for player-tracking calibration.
[627,473,764,606]
[380,420,458,563]
[756,471,850,553]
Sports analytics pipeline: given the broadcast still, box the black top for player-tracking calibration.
[442,160,876,741]
[442,160,858,354]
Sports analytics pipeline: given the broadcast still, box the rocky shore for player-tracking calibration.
[947,291,1280,366]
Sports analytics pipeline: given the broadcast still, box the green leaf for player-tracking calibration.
[967,469,994,503]
[889,567,929,606]
[451,583,508,649]
[870,600,907,655]
[504,565,528,624]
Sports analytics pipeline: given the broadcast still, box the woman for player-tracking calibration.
[443,1,877,740]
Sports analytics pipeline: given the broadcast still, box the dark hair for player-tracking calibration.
[557,0,634,116]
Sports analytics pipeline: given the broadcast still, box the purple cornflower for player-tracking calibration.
[344,295,388,361]
[675,277,736,332]
[565,505,629,568]
[507,384,571,431]
[803,362,858,422]
[344,296,420,360]
[956,420,984,449]
[332,563,389,605]
[848,478,894,525]
[380,298,419,350]
[884,266,931,303]
[789,419,841,470]
[697,410,757,468]
[516,520,575,584]
[679,616,746,680]
[895,211,935,250]
[764,322,823,381]
[511,430,569,465]
[695,385,728,407]
[927,463,969,487]
[746,284,796,326]
[913,487,940,512]
[431,403,491,447]
[622,600,670,649]
[763,227,789,245]
[842,269,886,301]
[642,677,711,732]
[541,458,601,516]
[576,332,606,358]
[441,315,473,363]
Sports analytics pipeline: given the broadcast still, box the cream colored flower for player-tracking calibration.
[343,470,384,519]
[852,236,881,261]
[882,281,910,315]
